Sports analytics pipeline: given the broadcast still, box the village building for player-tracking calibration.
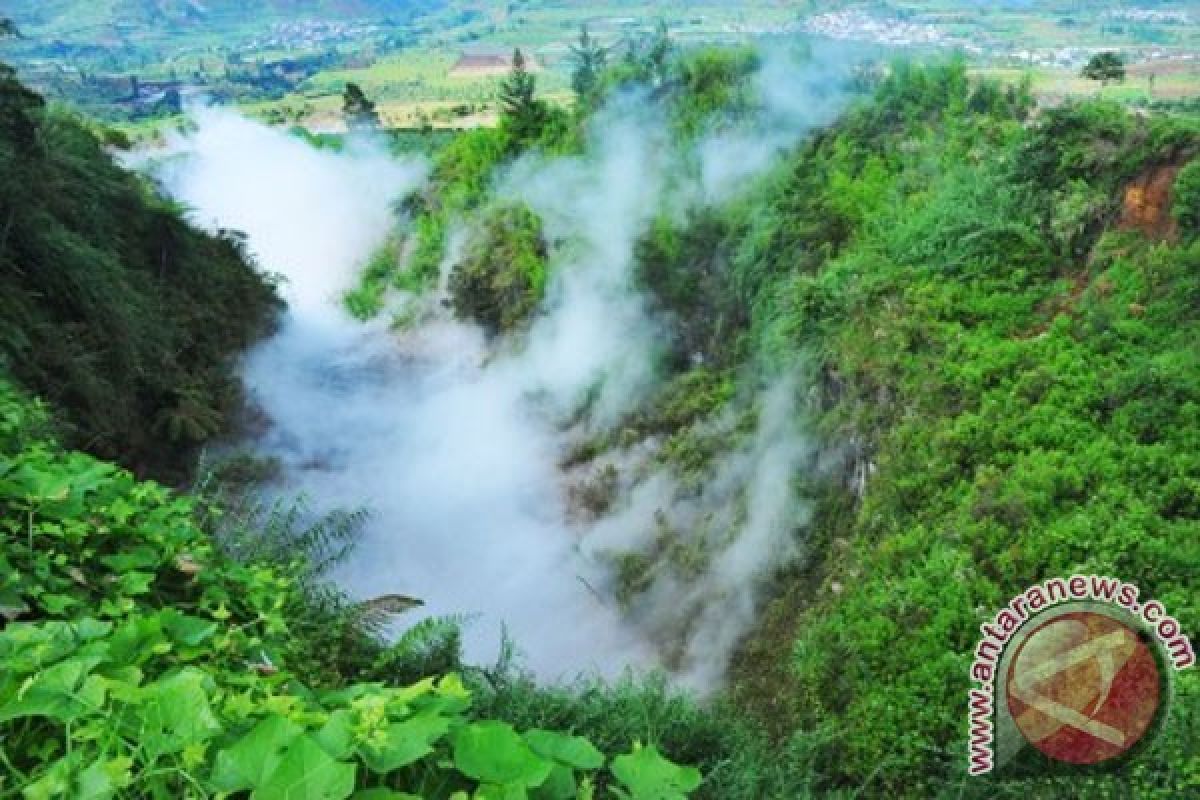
[449,50,539,77]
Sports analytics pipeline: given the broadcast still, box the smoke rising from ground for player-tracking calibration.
[161,109,420,322]
[161,109,662,679]
[500,102,670,425]
[696,41,862,203]
[156,46,850,688]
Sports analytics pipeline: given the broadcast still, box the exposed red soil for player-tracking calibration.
[1118,164,1182,242]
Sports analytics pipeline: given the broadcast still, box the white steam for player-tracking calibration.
[161,109,419,322]
[501,105,669,425]
[161,109,662,680]
[582,375,815,689]
[154,46,849,689]
[696,42,860,203]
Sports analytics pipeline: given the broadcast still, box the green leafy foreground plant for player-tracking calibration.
[0,381,699,799]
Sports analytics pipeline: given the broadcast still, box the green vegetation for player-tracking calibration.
[3,12,1200,797]
[0,380,703,798]
[0,64,279,481]
[569,26,608,107]
[343,82,382,131]
[602,59,1199,796]
[499,49,552,150]
[760,88,1198,796]
[344,51,577,324]
[447,203,548,334]
[1082,51,1127,85]
[1174,159,1200,235]
[386,42,1200,795]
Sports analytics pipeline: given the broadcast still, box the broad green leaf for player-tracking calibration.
[39,593,79,615]
[107,615,167,667]
[474,783,529,800]
[100,547,161,573]
[389,676,436,706]
[253,734,356,800]
[317,682,384,707]
[453,722,551,789]
[610,745,701,800]
[0,619,108,674]
[530,764,576,800]
[523,730,604,770]
[418,673,471,715]
[350,791,421,800]
[75,756,132,800]
[211,714,304,792]
[314,709,357,759]
[160,610,217,647]
[118,571,154,596]
[21,752,79,800]
[0,656,107,723]
[73,618,113,642]
[129,668,222,759]
[359,711,451,774]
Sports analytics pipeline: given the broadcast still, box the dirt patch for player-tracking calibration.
[1118,164,1182,241]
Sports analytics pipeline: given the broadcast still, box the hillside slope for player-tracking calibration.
[0,46,1196,798]
[0,64,279,480]
[381,53,1200,796]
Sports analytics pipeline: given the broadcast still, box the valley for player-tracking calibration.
[0,3,1197,799]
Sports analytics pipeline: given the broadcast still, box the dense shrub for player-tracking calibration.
[1173,158,1200,235]
[446,203,548,333]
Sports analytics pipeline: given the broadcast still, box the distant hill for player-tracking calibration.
[5,0,445,37]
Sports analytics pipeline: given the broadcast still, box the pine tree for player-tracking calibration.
[569,25,607,101]
[342,82,381,130]
[645,19,672,85]
[499,48,547,145]
[618,19,672,86]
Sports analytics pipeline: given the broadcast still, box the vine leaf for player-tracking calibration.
[211,714,303,792]
[359,711,451,774]
[452,721,552,789]
[253,734,356,800]
[524,729,604,770]
[611,743,702,800]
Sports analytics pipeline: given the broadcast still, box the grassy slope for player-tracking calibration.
[718,67,1200,796]
[368,49,1199,796]
[0,65,280,481]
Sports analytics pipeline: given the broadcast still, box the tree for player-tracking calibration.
[0,18,21,38]
[342,82,381,130]
[160,87,183,116]
[616,19,673,87]
[0,63,44,147]
[499,48,547,145]
[569,25,607,101]
[1081,51,1126,86]
[645,19,672,85]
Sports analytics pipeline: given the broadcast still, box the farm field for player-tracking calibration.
[2,1,1198,134]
